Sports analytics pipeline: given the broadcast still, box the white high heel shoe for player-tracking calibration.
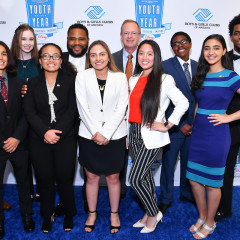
[133,220,146,228]
[140,211,163,233]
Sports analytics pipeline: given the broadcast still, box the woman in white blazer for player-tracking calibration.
[128,40,189,233]
[75,40,128,234]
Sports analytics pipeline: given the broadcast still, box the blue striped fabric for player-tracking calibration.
[197,108,226,115]
[203,75,240,87]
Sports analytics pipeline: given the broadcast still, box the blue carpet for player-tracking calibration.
[2,185,240,240]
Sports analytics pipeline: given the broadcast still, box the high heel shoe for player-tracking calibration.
[63,216,73,232]
[140,211,163,233]
[189,218,205,233]
[84,210,97,233]
[133,220,146,228]
[110,211,121,234]
[42,215,54,234]
[194,223,216,239]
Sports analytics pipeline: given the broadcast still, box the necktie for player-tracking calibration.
[0,76,7,105]
[233,54,240,61]
[183,63,191,87]
[125,54,133,81]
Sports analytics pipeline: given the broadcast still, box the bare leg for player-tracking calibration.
[84,168,100,232]
[193,186,220,239]
[106,173,120,233]
[189,180,207,231]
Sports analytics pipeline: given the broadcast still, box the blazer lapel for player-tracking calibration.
[53,72,64,97]
[90,69,103,106]
[6,76,14,110]
[38,73,49,102]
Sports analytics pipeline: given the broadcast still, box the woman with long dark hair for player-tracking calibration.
[75,40,128,234]
[186,34,240,239]
[24,43,78,233]
[128,40,189,233]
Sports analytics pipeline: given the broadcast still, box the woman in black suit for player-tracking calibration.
[24,43,78,233]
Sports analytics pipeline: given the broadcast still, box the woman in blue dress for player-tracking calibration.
[186,34,240,239]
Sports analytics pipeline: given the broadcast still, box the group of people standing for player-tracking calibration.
[0,13,240,240]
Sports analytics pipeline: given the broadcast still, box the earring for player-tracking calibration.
[60,64,62,69]
[40,64,42,69]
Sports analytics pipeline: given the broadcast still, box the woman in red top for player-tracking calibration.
[128,40,189,233]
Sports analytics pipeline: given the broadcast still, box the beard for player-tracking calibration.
[234,45,240,54]
[67,44,88,58]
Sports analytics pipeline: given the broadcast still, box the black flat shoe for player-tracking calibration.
[42,217,53,233]
[63,216,73,232]
[84,210,97,233]
[22,214,35,232]
[110,211,121,234]
[0,220,4,239]
[53,202,64,217]
[35,193,40,202]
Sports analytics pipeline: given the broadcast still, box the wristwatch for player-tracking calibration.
[164,121,171,129]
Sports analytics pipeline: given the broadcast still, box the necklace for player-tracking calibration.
[98,84,105,91]
[20,59,31,69]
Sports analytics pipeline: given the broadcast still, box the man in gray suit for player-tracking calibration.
[112,19,141,198]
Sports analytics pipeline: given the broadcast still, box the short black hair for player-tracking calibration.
[67,23,89,38]
[170,31,191,48]
[229,14,240,36]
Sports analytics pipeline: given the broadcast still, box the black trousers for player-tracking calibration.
[29,136,77,219]
[0,148,33,220]
[218,129,240,215]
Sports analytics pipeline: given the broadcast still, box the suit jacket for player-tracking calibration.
[163,56,197,139]
[128,73,189,149]
[112,49,137,74]
[226,50,240,136]
[75,68,128,140]
[24,72,78,140]
[0,75,28,149]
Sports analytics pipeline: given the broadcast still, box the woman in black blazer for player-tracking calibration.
[24,43,78,233]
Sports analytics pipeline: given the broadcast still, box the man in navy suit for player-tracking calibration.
[158,32,197,214]
[112,19,141,198]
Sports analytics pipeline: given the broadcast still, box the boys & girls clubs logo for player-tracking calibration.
[134,0,171,39]
[21,0,63,41]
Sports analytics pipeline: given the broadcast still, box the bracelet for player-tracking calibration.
[164,121,171,129]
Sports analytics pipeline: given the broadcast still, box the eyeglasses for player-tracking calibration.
[173,39,189,47]
[122,31,140,36]
[40,53,61,60]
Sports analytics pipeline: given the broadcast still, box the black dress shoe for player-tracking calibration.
[179,196,195,205]
[35,193,40,202]
[53,202,64,217]
[22,214,35,232]
[42,218,52,233]
[214,211,232,222]
[63,216,73,232]
[0,220,4,239]
[158,203,171,215]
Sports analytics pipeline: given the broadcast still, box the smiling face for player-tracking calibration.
[20,30,35,54]
[138,43,154,76]
[120,22,141,53]
[0,45,7,75]
[204,38,226,69]
[67,28,89,58]
[231,24,240,53]
[39,45,62,73]
[89,44,109,72]
[172,34,192,61]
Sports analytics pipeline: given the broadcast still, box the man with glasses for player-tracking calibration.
[112,19,141,199]
[158,32,197,215]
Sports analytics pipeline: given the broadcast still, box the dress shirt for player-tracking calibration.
[123,49,137,73]
[69,54,86,73]
[177,56,192,77]
[233,50,240,75]
[0,73,8,92]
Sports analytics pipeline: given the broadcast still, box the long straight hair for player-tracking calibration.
[135,40,164,126]
[191,34,233,90]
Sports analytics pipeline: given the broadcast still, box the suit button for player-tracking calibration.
[6,115,11,120]
[100,109,103,112]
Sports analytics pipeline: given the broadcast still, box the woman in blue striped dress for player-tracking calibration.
[186,34,240,239]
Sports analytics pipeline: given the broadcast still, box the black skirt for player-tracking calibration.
[79,136,126,175]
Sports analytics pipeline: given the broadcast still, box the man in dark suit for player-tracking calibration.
[54,23,90,216]
[158,32,197,214]
[215,14,240,222]
[112,19,141,198]
[0,41,34,238]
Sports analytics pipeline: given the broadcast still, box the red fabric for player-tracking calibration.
[129,76,148,124]
[0,76,7,105]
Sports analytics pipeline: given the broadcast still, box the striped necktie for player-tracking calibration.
[0,76,7,105]
[183,63,191,88]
